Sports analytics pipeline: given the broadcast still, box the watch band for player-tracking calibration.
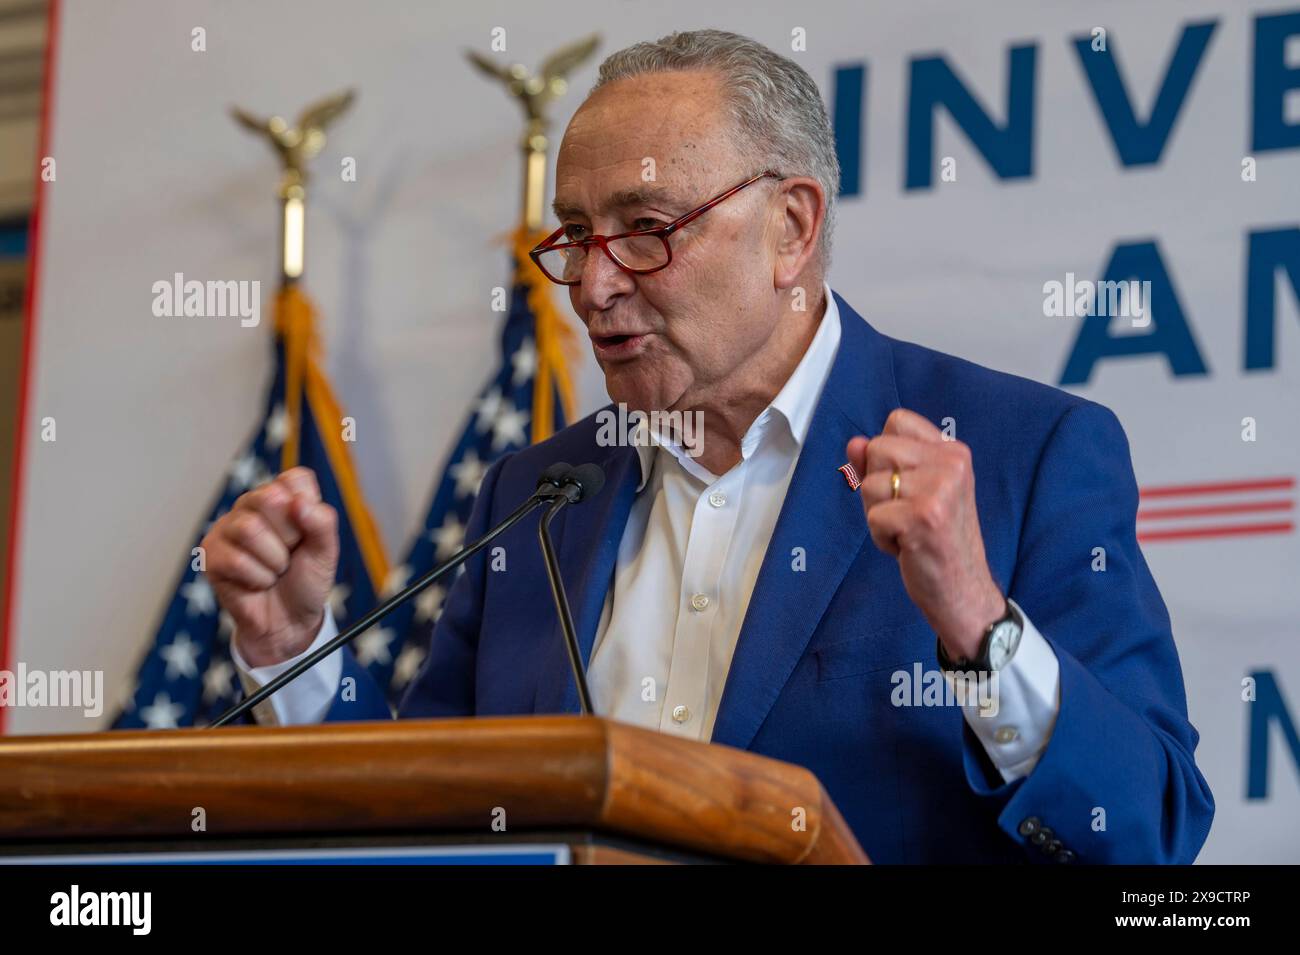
[936,596,1020,672]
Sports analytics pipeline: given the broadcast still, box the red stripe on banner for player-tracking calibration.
[0,0,60,735]
[1137,500,1295,521]
[1139,477,1296,499]
[1138,522,1295,543]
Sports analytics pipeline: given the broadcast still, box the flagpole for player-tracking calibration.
[281,180,305,288]
[465,35,599,231]
[231,89,356,288]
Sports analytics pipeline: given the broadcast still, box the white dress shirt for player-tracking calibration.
[233,281,1061,782]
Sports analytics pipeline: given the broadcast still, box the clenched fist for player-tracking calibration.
[200,466,339,668]
[847,408,1005,662]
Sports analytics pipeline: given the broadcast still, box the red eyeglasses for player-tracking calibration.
[530,170,785,286]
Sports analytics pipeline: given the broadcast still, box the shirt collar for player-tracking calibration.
[631,281,843,490]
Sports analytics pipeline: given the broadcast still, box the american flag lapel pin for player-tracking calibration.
[838,461,862,491]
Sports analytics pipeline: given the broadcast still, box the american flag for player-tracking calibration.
[358,226,576,706]
[113,285,390,728]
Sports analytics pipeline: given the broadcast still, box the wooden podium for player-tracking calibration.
[0,716,868,865]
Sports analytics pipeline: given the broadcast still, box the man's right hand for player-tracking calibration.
[201,466,339,668]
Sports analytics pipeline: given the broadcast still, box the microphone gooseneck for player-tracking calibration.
[536,463,608,715]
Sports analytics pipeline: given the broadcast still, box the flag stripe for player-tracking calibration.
[1137,500,1294,521]
[1138,522,1294,542]
[1139,477,1296,498]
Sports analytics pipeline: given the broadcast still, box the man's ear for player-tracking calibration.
[772,177,825,290]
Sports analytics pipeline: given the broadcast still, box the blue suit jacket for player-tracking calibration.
[327,291,1214,863]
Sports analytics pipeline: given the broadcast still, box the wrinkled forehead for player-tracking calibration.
[552,71,740,220]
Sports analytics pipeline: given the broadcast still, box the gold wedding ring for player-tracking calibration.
[890,469,901,500]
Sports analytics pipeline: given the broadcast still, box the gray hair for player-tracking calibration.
[589,28,840,271]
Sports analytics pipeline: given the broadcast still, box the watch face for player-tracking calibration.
[988,620,1021,670]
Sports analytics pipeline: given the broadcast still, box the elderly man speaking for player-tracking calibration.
[202,29,1213,863]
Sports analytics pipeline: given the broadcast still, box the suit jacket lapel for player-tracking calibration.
[531,436,639,714]
[710,292,901,751]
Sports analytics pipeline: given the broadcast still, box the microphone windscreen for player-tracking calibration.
[568,463,607,502]
[537,461,572,489]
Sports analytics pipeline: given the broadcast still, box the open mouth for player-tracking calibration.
[590,332,648,360]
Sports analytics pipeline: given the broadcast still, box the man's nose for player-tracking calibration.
[576,242,635,311]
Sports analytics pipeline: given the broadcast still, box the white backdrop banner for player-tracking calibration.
[4,0,1297,863]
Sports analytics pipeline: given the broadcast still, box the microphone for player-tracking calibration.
[556,462,606,503]
[209,461,575,728]
[536,463,607,716]
[535,461,572,496]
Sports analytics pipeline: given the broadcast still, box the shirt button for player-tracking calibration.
[672,705,690,723]
[708,492,726,508]
[690,593,710,611]
[994,726,1020,744]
